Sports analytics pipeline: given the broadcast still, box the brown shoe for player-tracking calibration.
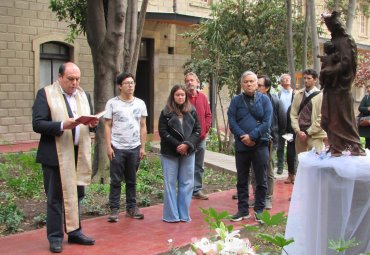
[126,207,144,219]
[284,174,295,184]
[108,208,119,222]
[192,191,209,200]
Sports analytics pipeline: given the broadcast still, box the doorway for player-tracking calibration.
[135,38,154,133]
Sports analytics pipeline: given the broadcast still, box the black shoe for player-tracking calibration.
[68,233,95,245]
[232,193,238,200]
[255,211,264,224]
[230,211,250,222]
[277,168,283,175]
[49,240,62,253]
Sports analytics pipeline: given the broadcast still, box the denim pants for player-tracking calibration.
[161,153,195,222]
[193,139,206,194]
[109,146,140,210]
[235,146,268,214]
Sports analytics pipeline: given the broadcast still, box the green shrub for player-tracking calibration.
[0,198,25,234]
[0,151,43,199]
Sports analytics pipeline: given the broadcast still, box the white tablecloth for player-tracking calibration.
[284,151,370,255]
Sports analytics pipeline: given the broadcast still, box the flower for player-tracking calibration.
[184,223,256,255]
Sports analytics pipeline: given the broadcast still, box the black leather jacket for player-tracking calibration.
[158,106,201,157]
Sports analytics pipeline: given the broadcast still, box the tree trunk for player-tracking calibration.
[286,0,296,89]
[130,0,149,75]
[123,0,138,72]
[346,0,356,35]
[308,0,320,74]
[302,0,309,86]
[86,0,127,183]
[333,0,340,11]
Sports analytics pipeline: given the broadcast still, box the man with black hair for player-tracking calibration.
[104,72,148,222]
[290,69,326,154]
[255,75,286,209]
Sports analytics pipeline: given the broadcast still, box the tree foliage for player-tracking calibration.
[50,0,90,42]
[354,50,370,87]
[183,0,305,96]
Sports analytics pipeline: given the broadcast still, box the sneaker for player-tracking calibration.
[126,207,144,219]
[192,191,209,200]
[232,193,238,200]
[108,208,119,222]
[265,197,272,210]
[230,211,251,222]
[254,211,264,224]
[277,168,283,175]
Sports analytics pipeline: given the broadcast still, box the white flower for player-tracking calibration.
[186,225,257,255]
[194,237,218,253]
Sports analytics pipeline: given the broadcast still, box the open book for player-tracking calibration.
[75,110,107,125]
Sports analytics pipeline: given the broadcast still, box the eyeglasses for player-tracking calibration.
[122,81,135,85]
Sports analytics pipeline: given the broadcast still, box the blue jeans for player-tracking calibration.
[109,146,140,210]
[161,153,195,222]
[193,139,206,194]
[235,146,268,214]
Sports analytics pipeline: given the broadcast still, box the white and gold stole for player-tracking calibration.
[44,81,92,233]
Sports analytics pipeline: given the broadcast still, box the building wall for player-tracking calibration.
[142,21,194,132]
[0,0,94,145]
[145,0,214,17]
[0,0,212,145]
[1,0,368,146]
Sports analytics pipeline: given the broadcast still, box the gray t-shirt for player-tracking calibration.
[104,97,148,150]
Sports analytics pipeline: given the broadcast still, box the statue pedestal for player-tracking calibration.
[284,151,370,254]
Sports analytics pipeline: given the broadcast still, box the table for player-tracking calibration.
[284,151,370,255]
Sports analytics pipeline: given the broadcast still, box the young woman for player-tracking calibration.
[158,85,201,222]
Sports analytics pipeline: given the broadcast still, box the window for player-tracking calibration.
[359,5,369,37]
[39,42,70,88]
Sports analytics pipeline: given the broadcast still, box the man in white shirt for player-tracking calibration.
[277,74,293,175]
[104,72,148,222]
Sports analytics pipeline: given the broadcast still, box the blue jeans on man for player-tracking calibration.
[235,146,268,214]
[193,139,206,194]
[109,146,140,210]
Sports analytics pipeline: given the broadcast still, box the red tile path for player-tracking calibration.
[0,181,292,255]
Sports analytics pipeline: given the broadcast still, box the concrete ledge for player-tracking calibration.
[150,142,236,175]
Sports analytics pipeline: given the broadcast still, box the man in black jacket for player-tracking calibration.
[256,75,286,209]
[32,62,97,253]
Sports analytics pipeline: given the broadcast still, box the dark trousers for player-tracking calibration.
[109,146,141,210]
[42,165,84,242]
[276,135,286,171]
[286,139,297,175]
[366,137,370,150]
[235,146,269,214]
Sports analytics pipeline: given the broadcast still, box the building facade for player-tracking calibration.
[0,0,217,147]
[0,0,369,147]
